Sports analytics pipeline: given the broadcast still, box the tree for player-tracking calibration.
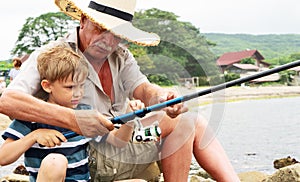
[129,44,155,73]
[131,8,218,84]
[289,52,300,61]
[12,12,78,56]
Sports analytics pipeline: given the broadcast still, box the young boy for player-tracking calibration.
[0,44,146,182]
[0,44,91,181]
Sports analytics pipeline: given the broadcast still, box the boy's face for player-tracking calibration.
[46,74,86,109]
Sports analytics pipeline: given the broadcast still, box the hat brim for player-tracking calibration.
[55,0,160,46]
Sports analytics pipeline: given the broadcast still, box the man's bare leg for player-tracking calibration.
[159,113,240,182]
[159,113,194,181]
[192,114,240,182]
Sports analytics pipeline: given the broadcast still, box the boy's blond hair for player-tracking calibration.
[37,44,88,82]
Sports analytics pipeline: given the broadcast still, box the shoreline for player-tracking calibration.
[177,85,300,106]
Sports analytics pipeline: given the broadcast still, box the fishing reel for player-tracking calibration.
[132,119,161,143]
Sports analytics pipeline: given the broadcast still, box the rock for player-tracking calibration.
[0,165,29,182]
[195,169,213,180]
[238,171,269,182]
[263,163,300,182]
[0,173,29,182]
[13,165,29,176]
[273,156,299,169]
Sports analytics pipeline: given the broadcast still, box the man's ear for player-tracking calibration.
[80,15,87,29]
[41,80,52,94]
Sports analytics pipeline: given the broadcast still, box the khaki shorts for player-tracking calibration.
[88,139,161,182]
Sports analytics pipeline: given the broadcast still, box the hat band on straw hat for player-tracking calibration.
[88,1,133,22]
[55,0,160,46]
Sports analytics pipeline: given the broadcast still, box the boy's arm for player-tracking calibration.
[106,123,134,148]
[133,82,188,118]
[0,129,66,166]
[106,100,144,147]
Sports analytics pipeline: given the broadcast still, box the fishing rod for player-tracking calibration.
[63,59,300,139]
[111,59,300,124]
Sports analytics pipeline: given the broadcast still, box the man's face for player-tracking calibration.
[81,18,121,61]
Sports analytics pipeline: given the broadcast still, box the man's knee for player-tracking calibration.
[162,113,201,134]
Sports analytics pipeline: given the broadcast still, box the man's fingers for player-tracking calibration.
[75,110,113,137]
[97,113,114,131]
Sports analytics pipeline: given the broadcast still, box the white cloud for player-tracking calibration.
[0,0,58,60]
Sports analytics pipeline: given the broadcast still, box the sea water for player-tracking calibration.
[191,96,300,175]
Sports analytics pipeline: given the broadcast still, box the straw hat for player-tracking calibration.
[55,0,160,46]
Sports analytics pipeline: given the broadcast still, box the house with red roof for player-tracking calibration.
[216,49,281,83]
[216,49,270,73]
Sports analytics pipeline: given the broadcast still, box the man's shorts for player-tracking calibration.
[88,138,161,182]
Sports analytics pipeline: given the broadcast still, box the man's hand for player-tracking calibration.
[74,110,114,137]
[160,91,188,118]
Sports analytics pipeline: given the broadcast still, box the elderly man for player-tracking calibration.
[0,0,240,181]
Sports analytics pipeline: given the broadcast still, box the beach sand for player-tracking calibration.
[175,85,300,105]
[0,114,11,131]
[221,86,300,100]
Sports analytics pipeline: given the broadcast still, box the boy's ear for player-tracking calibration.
[41,80,52,93]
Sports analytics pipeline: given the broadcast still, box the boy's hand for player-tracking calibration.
[160,91,188,118]
[33,129,66,147]
[128,99,145,111]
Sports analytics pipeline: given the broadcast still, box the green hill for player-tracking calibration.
[204,33,300,59]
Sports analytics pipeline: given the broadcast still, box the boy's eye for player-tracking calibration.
[65,85,73,89]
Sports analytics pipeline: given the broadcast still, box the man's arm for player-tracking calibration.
[0,90,78,131]
[0,90,114,137]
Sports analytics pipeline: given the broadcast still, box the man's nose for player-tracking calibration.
[102,32,118,45]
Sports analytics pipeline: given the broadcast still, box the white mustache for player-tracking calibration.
[94,42,112,52]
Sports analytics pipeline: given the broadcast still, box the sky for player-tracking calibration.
[0,0,299,60]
